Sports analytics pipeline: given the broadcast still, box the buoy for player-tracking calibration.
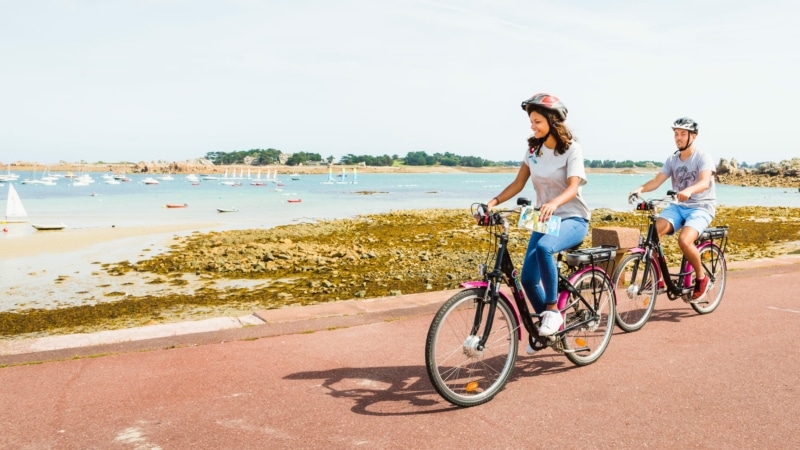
[3,227,7,233]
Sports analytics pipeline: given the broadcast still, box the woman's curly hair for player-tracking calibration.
[525,105,574,155]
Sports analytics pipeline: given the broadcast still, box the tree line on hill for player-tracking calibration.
[204,148,674,169]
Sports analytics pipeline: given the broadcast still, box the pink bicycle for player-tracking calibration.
[612,191,728,332]
[425,199,617,407]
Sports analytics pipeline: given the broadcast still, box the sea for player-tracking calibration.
[3,170,800,239]
[2,170,799,313]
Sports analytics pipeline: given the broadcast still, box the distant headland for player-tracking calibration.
[2,156,799,188]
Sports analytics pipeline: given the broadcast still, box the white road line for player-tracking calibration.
[767,306,800,314]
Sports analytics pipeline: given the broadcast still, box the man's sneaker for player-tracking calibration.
[692,276,710,300]
[538,310,564,336]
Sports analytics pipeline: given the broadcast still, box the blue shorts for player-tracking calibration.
[658,204,714,236]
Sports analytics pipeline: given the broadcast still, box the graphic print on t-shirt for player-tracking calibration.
[674,165,697,190]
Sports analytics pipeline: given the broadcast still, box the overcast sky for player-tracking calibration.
[1,0,798,166]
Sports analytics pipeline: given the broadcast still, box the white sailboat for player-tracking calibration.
[351,167,358,184]
[0,164,19,182]
[336,166,348,184]
[4,183,28,223]
[321,166,334,184]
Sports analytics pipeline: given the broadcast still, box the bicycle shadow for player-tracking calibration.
[647,305,697,324]
[283,353,576,416]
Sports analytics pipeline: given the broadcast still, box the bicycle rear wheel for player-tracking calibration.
[425,287,519,407]
[690,245,727,314]
[562,269,615,366]
[612,253,658,332]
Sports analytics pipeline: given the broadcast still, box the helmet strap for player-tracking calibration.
[678,132,695,152]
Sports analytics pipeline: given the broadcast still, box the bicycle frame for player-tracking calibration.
[462,217,613,346]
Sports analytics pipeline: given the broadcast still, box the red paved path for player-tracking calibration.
[1,257,799,449]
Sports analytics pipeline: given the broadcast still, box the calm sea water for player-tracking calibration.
[3,170,799,238]
[2,170,799,312]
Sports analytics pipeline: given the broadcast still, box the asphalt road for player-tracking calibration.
[1,258,799,449]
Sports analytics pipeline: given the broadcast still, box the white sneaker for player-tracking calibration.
[526,340,545,355]
[538,310,563,336]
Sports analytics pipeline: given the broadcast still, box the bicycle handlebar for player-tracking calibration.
[628,190,680,212]
[473,197,536,227]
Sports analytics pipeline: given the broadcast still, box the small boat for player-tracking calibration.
[32,223,66,231]
[143,177,160,185]
[287,199,302,203]
[165,203,188,208]
[217,208,239,213]
[290,173,301,180]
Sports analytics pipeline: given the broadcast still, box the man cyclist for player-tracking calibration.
[629,117,717,301]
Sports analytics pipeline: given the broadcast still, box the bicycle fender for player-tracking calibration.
[625,248,664,286]
[460,281,523,339]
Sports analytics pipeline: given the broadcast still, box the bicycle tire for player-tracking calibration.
[612,253,658,332]
[690,245,727,314]
[562,269,615,366]
[425,287,519,407]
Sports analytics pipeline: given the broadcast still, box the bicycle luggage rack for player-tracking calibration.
[565,245,618,273]
[698,225,729,255]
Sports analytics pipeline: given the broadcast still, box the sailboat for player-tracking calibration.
[4,183,28,223]
[336,167,349,184]
[351,167,358,184]
[321,166,334,184]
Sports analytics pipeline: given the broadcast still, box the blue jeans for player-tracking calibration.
[520,217,589,314]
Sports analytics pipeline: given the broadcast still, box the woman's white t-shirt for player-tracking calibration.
[522,141,591,221]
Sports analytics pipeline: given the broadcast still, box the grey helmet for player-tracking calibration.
[521,93,568,121]
[672,117,699,134]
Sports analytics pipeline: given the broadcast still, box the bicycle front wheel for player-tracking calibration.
[562,269,615,366]
[425,287,519,407]
[612,253,658,332]
[690,245,727,314]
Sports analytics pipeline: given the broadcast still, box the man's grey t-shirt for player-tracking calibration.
[660,149,717,217]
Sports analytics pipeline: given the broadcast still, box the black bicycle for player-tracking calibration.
[611,191,728,332]
[425,199,617,407]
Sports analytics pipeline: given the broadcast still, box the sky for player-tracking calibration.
[1,0,798,166]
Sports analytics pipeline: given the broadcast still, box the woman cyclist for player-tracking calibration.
[486,93,590,351]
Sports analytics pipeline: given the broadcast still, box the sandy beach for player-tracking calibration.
[0,223,216,259]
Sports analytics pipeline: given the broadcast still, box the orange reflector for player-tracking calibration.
[644,296,650,306]
[465,381,479,392]
[575,338,586,347]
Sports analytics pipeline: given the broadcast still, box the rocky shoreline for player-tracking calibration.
[1,205,798,338]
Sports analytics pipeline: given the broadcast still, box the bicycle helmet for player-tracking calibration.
[521,93,568,121]
[672,117,699,134]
